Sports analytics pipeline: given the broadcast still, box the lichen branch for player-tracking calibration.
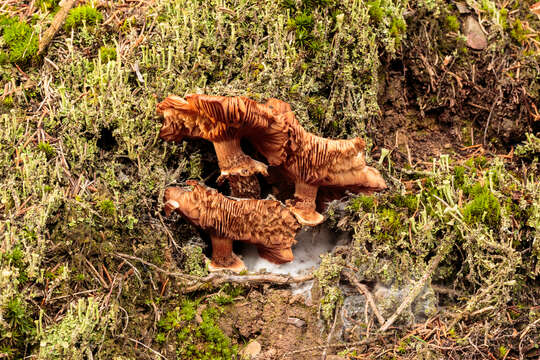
[379,241,451,332]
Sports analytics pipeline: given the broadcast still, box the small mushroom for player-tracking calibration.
[163,182,300,272]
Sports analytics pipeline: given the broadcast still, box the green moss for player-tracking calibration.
[462,185,501,229]
[510,19,528,45]
[0,16,38,64]
[453,166,466,187]
[36,0,61,12]
[368,0,384,22]
[392,194,418,213]
[499,345,509,357]
[291,12,314,31]
[157,301,237,360]
[98,45,116,63]
[211,284,245,305]
[464,155,487,169]
[37,142,55,159]
[379,208,403,235]
[98,199,116,217]
[64,5,103,30]
[389,16,407,45]
[4,297,36,350]
[348,194,375,212]
[445,15,459,32]
[2,95,14,108]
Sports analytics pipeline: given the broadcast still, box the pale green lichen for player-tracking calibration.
[180,245,208,277]
[314,254,344,320]
[515,133,540,160]
[38,297,117,359]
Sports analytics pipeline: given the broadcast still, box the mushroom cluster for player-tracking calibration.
[158,94,387,271]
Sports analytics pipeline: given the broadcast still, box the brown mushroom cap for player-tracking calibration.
[164,183,300,253]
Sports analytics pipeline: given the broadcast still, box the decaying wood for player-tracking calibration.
[163,181,300,271]
[38,0,78,55]
[157,94,387,226]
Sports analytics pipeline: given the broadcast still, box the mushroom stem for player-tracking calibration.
[209,234,246,273]
[214,138,268,178]
[288,182,324,226]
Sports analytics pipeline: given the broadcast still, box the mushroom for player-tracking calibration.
[157,95,387,226]
[163,181,300,272]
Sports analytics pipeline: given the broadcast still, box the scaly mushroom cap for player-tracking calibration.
[163,183,300,255]
[156,95,292,166]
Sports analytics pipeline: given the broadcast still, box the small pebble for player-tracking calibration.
[287,317,306,327]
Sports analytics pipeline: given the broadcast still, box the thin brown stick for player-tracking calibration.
[114,252,314,292]
[127,338,169,360]
[379,242,450,332]
[182,273,314,293]
[84,258,109,289]
[343,269,385,326]
[38,0,78,55]
[280,339,379,358]
[321,306,340,360]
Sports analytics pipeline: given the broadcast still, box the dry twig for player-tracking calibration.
[114,252,314,293]
[38,0,78,55]
[280,339,379,359]
[321,306,340,360]
[182,273,314,293]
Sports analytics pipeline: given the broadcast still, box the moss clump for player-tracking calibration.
[1,297,36,357]
[366,0,407,46]
[348,194,375,212]
[368,0,385,22]
[445,15,459,32]
[180,245,208,277]
[64,5,103,30]
[454,165,466,187]
[98,45,116,63]
[389,16,407,45]
[378,208,403,237]
[37,142,55,159]
[391,194,418,213]
[97,199,116,217]
[36,0,61,12]
[465,155,487,169]
[510,19,528,45]
[157,301,237,360]
[0,16,38,64]
[462,185,501,229]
